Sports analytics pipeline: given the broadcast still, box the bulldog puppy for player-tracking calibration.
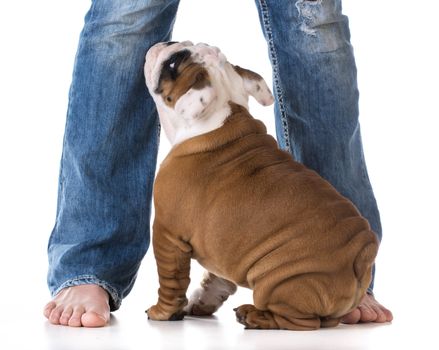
[144,41,379,330]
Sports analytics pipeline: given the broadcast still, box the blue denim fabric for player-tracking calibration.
[48,0,380,309]
[254,0,381,293]
[47,0,180,310]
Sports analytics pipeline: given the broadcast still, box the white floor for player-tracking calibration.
[2,252,438,350]
[0,309,412,350]
[1,1,439,349]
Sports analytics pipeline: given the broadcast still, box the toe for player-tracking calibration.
[59,306,73,326]
[341,308,361,324]
[81,311,108,328]
[358,304,377,322]
[43,302,56,319]
[68,307,85,327]
[374,301,393,322]
[383,307,394,322]
[373,307,387,323]
[371,303,393,323]
[49,306,64,325]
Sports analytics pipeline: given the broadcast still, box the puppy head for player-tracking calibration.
[144,41,274,144]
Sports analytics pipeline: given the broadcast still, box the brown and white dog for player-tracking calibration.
[144,41,379,330]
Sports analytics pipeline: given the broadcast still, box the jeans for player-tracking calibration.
[48,0,381,311]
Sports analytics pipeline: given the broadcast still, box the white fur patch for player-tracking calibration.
[175,86,217,121]
[184,271,237,316]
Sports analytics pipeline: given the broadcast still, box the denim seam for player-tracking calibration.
[60,0,99,193]
[256,0,291,153]
[53,274,122,311]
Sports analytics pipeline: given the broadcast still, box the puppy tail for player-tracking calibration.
[353,232,379,286]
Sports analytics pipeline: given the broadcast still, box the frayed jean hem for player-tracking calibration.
[52,275,122,311]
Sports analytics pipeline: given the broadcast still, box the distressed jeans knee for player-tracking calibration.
[294,0,351,53]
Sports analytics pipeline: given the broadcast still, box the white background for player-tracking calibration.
[1,1,438,349]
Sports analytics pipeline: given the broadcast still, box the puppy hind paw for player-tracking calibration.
[184,300,217,316]
[234,304,275,329]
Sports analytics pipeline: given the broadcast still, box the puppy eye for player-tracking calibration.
[166,96,173,102]
[162,50,191,80]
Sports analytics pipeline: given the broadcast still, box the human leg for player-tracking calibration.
[255,0,380,291]
[254,0,392,322]
[45,0,180,326]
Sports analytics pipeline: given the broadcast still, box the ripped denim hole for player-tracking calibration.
[295,0,323,36]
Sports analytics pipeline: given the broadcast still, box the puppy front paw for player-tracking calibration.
[146,304,185,321]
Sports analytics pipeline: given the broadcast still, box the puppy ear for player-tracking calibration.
[233,65,274,106]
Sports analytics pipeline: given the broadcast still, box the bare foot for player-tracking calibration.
[43,285,110,327]
[341,293,393,324]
